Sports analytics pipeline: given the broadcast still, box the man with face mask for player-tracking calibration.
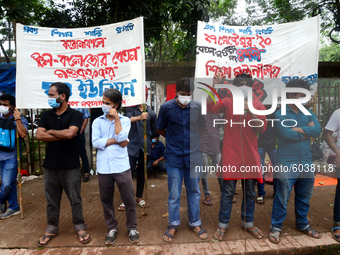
[36,82,91,246]
[157,77,207,242]
[207,72,267,241]
[92,88,139,245]
[0,94,28,219]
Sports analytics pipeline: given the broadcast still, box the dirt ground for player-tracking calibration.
[0,174,336,248]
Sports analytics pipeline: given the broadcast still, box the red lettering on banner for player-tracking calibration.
[80,101,103,107]
[61,38,107,50]
[112,46,140,64]
[205,61,281,79]
[54,67,118,80]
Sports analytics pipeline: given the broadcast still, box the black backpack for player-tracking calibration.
[0,118,16,151]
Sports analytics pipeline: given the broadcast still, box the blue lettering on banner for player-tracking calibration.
[238,27,252,35]
[236,47,266,62]
[116,23,134,34]
[255,27,274,35]
[23,26,38,34]
[42,81,73,97]
[42,79,137,100]
[281,74,318,85]
[84,27,102,37]
[204,23,215,32]
[78,80,99,99]
[51,29,73,37]
[219,25,235,34]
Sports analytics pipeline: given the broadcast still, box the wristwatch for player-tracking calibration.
[14,117,21,121]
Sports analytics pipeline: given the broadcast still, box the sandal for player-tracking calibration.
[163,226,177,242]
[37,233,58,247]
[78,231,91,244]
[192,225,208,240]
[136,200,146,208]
[213,228,226,241]
[256,196,265,204]
[332,226,340,242]
[300,226,321,239]
[118,203,125,211]
[269,230,280,244]
[203,199,212,206]
[244,226,263,239]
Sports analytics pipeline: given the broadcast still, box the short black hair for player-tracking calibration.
[233,73,253,87]
[176,77,194,93]
[50,82,70,102]
[103,89,122,111]
[153,133,160,138]
[0,94,15,107]
[285,79,310,98]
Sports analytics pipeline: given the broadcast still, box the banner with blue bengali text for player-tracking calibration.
[16,17,145,109]
[194,16,320,104]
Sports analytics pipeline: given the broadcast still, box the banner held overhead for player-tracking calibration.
[16,17,145,109]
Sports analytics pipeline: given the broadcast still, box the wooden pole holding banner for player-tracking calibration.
[16,127,24,219]
[143,103,148,216]
[37,109,42,174]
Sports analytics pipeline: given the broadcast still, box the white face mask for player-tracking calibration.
[0,106,10,115]
[178,95,191,106]
[239,85,249,99]
[102,104,112,115]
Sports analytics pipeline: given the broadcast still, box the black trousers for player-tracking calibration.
[129,148,145,199]
[44,168,86,234]
[98,170,137,231]
[79,132,90,175]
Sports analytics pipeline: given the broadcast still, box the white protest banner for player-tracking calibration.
[194,16,320,104]
[16,17,145,109]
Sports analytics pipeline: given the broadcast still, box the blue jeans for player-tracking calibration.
[166,163,201,227]
[219,179,256,229]
[257,148,278,197]
[147,160,166,173]
[201,153,221,197]
[271,170,315,232]
[0,157,19,211]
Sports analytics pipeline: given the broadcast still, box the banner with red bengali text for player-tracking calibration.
[16,17,145,109]
[194,16,320,104]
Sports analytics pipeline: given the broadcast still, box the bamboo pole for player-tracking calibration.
[16,127,23,218]
[30,109,36,174]
[143,103,148,216]
[37,109,42,174]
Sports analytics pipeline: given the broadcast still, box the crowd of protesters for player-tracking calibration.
[1,72,340,246]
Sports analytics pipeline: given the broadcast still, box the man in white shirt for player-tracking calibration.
[92,88,139,244]
[324,109,340,242]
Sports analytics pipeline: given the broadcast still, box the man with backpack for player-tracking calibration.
[0,94,28,219]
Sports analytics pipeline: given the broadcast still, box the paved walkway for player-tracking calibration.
[1,176,340,254]
[1,232,340,254]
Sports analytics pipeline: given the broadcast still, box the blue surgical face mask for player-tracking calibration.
[152,138,157,143]
[48,95,62,108]
[102,104,112,114]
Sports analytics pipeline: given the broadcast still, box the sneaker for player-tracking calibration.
[105,229,118,245]
[83,175,90,182]
[0,209,20,219]
[128,229,139,244]
[0,203,7,213]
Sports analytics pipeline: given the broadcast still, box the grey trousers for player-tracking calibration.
[44,168,87,234]
[98,169,137,231]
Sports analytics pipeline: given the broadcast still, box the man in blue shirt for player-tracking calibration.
[124,103,157,209]
[75,108,91,182]
[157,77,207,242]
[92,88,139,245]
[147,134,166,175]
[0,94,28,219]
[269,79,321,244]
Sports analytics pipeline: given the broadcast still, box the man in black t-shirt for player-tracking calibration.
[36,82,91,246]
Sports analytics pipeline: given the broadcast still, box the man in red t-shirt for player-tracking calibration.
[207,72,267,241]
